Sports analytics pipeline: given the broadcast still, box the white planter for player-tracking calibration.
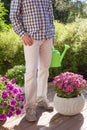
[54,94,85,116]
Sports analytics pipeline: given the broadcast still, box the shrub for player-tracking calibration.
[6,65,25,87]
[0,29,24,75]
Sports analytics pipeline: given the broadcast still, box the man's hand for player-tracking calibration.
[22,33,33,46]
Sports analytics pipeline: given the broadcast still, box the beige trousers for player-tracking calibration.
[24,39,52,109]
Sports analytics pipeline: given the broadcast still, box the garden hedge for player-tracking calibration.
[0,30,24,75]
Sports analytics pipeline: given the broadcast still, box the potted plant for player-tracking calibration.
[53,72,87,115]
[0,76,24,121]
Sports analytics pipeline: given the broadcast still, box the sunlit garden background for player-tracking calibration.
[0,0,87,87]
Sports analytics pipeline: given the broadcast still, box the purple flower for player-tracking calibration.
[0,76,24,120]
[3,102,8,108]
[10,98,16,107]
[0,114,7,120]
[11,78,16,84]
[2,90,8,95]
[10,107,15,112]
[18,87,23,94]
[7,111,13,117]
[13,88,18,94]
[17,93,21,99]
[2,90,8,99]
[1,77,7,82]
[16,109,21,115]
[7,90,11,94]
[2,94,8,100]
[20,96,24,102]
[6,83,13,90]
[20,105,24,110]
[17,94,24,102]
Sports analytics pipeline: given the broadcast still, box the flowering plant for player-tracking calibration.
[53,72,87,98]
[0,76,24,120]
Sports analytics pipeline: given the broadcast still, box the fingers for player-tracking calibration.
[22,34,33,46]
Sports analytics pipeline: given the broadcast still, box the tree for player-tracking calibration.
[53,0,71,23]
[53,0,87,23]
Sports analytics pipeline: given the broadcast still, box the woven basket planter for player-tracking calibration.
[54,94,85,116]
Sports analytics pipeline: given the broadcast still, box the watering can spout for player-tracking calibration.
[60,44,70,63]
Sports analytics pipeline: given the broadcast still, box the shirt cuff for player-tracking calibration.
[19,31,26,38]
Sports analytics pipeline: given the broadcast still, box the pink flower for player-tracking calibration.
[58,83,62,89]
[53,72,87,98]
[66,85,73,92]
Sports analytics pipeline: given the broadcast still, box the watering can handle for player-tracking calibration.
[52,44,70,51]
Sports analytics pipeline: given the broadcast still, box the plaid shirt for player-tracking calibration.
[10,0,55,40]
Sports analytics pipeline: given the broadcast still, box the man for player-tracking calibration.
[10,0,55,122]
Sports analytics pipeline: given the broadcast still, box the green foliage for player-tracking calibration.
[0,2,7,21]
[1,0,11,24]
[75,19,87,78]
[1,0,11,12]
[49,67,62,81]
[0,29,24,75]
[6,65,25,87]
[0,2,10,31]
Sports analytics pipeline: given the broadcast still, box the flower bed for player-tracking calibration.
[0,77,24,120]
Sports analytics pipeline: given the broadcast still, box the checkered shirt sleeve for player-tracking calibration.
[10,0,26,37]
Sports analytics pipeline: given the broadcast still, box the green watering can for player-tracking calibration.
[50,44,70,68]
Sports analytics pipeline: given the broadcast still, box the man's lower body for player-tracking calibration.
[24,39,53,122]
